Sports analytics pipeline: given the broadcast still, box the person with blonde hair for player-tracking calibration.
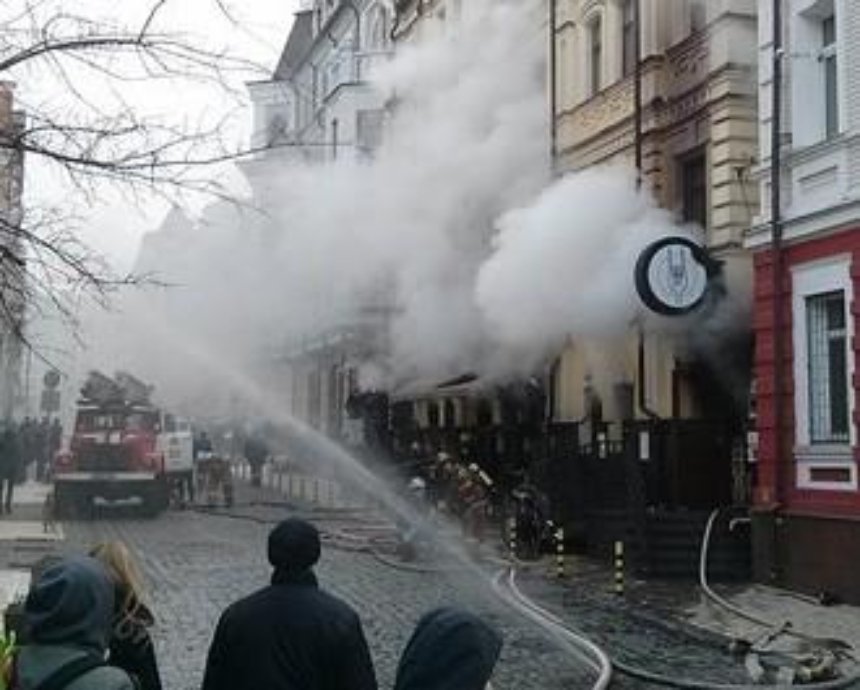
[90,541,162,690]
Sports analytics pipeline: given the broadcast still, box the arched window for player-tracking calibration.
[367,4,389,50]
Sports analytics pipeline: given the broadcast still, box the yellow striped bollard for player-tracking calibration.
[555,527,565,579]
[614,541,625,596]
[508,516,517,559]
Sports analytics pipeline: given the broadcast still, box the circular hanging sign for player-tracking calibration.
[634,237,715,316]
[43,370,61,389]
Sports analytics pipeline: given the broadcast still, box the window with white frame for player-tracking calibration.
[820,11,838,138]
[588,16,603,96]
[793,257,855,454]
[806,290,849,443]
[791,0,841,148]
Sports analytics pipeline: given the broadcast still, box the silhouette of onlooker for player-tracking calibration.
[202,518,377,690]
[394,607,503,690]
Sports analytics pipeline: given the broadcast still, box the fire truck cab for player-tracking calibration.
[53,372,169,517]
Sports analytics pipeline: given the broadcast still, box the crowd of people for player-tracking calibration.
[401,446,553,561]
[2,518,503,690]
[0,417,62,515]
[405,449,495,546]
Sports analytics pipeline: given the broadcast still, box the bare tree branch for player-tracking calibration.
[0,0,285,367]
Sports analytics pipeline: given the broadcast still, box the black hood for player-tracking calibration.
[24,555,115,653]
[394,607,503,690]
[268,518,320,573]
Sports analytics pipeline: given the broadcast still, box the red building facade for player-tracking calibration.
[752,228,860,601]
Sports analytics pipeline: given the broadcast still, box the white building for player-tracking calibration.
[242,1,396,437]
[247,1,394,168]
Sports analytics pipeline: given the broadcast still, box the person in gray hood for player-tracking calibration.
[393,607,503,690]
[11,555,135,690]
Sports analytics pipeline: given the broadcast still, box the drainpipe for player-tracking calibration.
[332,118,339,161]
[638,331,660,420]
[770,0,785,509]
[549,0,558,170]
[633,0,643,182]
[633,0,658,421]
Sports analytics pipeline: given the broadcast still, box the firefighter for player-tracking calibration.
[193,431,214,501]
[511,476,546,560]
[243,430,269,489]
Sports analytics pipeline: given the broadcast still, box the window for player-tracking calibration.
[427,402,440,428]
[368,6,389,50]
[806,291,849,443]
[356,109,385,153]
[588,17,602,96]
[443,400,456,427]
[622,0,636,78]
[266,108,289,146]
[307,370,321,429]
[680,153,707,229]
[691,1,706,31]
[821,13,838,138]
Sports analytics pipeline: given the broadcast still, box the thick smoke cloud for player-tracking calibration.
[82,0,730,417]
[476,168,697,350]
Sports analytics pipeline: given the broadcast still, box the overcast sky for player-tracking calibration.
[12,0,300,272]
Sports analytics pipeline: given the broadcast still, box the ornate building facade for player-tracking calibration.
[552,0,758,424]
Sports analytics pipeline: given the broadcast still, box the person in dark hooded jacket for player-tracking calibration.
[394,607,503,690]
[11,555,136,690]
[202,518,377,690]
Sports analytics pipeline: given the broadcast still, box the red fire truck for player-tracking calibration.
[53,371,169,518]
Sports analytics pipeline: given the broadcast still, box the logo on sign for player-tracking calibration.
[634,237,720,316]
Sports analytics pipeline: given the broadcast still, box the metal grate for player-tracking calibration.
[806,290,849,443]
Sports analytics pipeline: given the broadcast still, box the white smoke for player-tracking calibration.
[81,0,732,417]
[476,167,699,351]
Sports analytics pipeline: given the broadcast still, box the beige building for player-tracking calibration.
[552,0,758,423]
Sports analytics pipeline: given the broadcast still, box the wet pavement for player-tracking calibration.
[1,481,595,690]
[4,477,860,689]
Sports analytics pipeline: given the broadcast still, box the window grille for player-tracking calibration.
[806,290,849,443]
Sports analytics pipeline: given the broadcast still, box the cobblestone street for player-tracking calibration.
[41,489,594,690]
